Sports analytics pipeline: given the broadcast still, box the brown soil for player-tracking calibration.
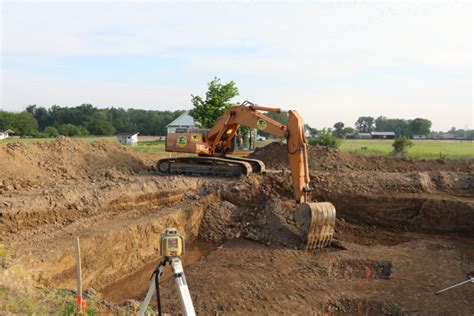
[252,142,473,173]
[1,139,473,314]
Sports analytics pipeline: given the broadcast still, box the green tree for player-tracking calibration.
[309,133,341,148]
[0,111,17,131]
[304,124,318,138]
[44,126,59,137]
[27,105,50,131]
[58,124,85,136]
[355,116,375,133]
[409,118,432,136]
[342,127,355,137]
[190,77,239,128]
[332,122,345,138]
[13,112,39,135]
[392,136,413,155]
[375,116,411,136]
[87,112,116,135]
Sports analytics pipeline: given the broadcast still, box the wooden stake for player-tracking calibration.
[75,237,83,313]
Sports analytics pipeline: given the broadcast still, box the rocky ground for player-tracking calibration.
[1,138,473,314]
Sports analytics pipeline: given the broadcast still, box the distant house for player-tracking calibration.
[371,131,396,139]
[166,111,200,135]
[0,129,14,140]
[439,133,455,139]
[412,135,427,139]
[356,133,372,139]
[117,132,139,145]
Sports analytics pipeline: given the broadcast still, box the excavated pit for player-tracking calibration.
[1,139,473,314]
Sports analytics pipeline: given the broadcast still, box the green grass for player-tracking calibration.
[340,139,473,159]
[2,136,472,159]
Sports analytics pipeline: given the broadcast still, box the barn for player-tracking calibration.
[371,131,396,139]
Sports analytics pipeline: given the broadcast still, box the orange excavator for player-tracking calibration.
[158,101,336,249]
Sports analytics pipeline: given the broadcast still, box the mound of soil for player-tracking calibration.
[0,136,145,190]
[0,137,146,191]
[252,142,473,172]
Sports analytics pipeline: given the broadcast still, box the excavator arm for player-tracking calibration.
[207,101,310,203]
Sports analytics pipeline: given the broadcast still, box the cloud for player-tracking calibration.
[1,1,472,131]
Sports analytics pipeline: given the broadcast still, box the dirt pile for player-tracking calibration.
[252,142,473,172]
[198,174,301,248]
[0,137,146,190]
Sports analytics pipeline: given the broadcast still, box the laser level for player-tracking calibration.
[160,228,184,258]
[138,228,195,316]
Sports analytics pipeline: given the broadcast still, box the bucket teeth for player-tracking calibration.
[294,202,336,250]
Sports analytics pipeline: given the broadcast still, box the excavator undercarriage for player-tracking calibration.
[157,156,255,177]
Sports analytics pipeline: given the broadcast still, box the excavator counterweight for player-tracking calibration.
[158,101,336,249]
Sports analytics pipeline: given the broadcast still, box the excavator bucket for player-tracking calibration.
[294,202,336,249]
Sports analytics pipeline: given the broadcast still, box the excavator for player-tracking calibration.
[157,101,336,250]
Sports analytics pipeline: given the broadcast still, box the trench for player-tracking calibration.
[99,240,218,302]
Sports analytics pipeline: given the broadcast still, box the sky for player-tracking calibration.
[1,1,472,131]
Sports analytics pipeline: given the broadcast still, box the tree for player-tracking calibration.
[0,111,17,131]
[392,136,413,155]
[375,116,411,136]
[332,122,345,138]
[309,132,341,148]
[342,127,355,137]
[87,112,116,135]
[58,124,86,137]
[304,124,318,138]
[44,126,59,137]
[13,112,38,135]
[355,116,375,133]
[190,77,239,128]
[409,118,432,136]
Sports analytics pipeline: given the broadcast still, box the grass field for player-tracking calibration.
[2,136,472,159]
[340,139,473,159]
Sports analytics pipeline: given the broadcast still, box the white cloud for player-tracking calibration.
[1,1,472,131]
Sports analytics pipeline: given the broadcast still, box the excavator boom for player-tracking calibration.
[159,101,336,249]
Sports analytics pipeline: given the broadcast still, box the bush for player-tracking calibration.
[309,133,341,148]
[43,126,59,137]
[392,136,413,155]
[58,124,88,137]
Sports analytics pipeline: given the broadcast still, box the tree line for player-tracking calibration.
[0,104,184,137]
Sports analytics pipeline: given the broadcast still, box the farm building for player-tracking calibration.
[117,132,139,145]
[371,131,396,139]
[0,129,14,140]
[166,111,200,134]
[357,133,372,139]
[413,135,427,139]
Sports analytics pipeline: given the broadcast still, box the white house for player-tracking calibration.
[117,132,139,145]
[0,130,14,140]
[166,111,200,134]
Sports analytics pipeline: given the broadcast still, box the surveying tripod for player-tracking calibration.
[138,229,196,316]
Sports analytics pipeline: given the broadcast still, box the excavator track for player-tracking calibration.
[157,156,254,177]
[224,156,265,173]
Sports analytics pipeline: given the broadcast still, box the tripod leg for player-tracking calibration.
[138,277,156,316]
[170,258,196,316]
[139,262,166,316]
